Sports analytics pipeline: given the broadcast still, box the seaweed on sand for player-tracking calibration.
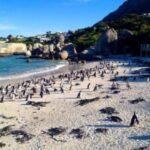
[107,116,122,123]
[100,107,118,115]
[70,128,85,139]
[10,130,34,143]
[94,128,108,134]
[0,142,6,148]
[129,98,146,104]
[0,125,13,137]
[43,127,66,142]
[76,97,99,106]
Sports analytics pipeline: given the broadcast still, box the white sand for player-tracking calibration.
[0,59,150,150]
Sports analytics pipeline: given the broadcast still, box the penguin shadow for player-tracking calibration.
[86,124,129,129]
[128,135,150,141]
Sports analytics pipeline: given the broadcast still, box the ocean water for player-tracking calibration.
[0,55,67,81]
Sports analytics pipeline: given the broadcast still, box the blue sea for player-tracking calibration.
[0,55,67,82]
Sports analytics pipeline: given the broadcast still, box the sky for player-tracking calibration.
[0,0,125,37]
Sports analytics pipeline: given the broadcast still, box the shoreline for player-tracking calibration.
[0,61,100,86]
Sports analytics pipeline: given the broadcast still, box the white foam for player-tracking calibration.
[0,64,67,81]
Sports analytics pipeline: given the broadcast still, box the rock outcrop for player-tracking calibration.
[0,43,27,56]
[96,28,118,55]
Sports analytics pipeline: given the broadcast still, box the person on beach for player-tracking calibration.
[130,112,139,127]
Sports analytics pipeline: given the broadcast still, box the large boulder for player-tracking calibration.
[63,43,77,58]
[59,51,68,60]
[49,44,55,52]
[27,44,33,51]
[118,29,134,54]
[79,47,96,60]
[118,29,133,40]
[43,45,49,53]
[0,43,27,56]
[96,28,118,55]
[59,34,65,46]
[33,43,43,49]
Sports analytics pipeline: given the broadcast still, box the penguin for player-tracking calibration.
[130,112,139,127]
[77,91,81,99]
[87,83,91,89]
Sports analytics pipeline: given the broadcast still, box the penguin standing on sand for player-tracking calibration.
[130,112,139,127]
[0,95,4,103]
[26,94,30,101]
[77,91,81,99]
[40,90,44,98]
[60,86,64,93]
[93,84,98,91]
[69,84,73,91]
[87,83,91,89]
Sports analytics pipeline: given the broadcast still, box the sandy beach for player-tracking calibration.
[0,58,150,150]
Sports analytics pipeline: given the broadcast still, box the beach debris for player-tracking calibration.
[10,130,34,143]
[76,97,99,106]
[0,142,6,148]
[100,107,118,115]
[107,116,122,122]
[26,101,50,107]
[70,128,85,139]
[129,98,146,104]
[0,125,13,137]
[94,128,108,134]
[130,112,139,127]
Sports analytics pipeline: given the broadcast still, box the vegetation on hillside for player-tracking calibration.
[66,14,150,53]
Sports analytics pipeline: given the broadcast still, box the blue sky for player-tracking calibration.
[0,0,125,37]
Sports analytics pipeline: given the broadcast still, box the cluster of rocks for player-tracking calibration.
[74,28,134,60]
[95,28,134,55]
[27,34,77,60]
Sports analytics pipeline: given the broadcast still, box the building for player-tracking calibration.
[140,44,150,57]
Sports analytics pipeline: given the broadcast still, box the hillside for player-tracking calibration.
[66,0,150,54]
[103,0,150,21]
